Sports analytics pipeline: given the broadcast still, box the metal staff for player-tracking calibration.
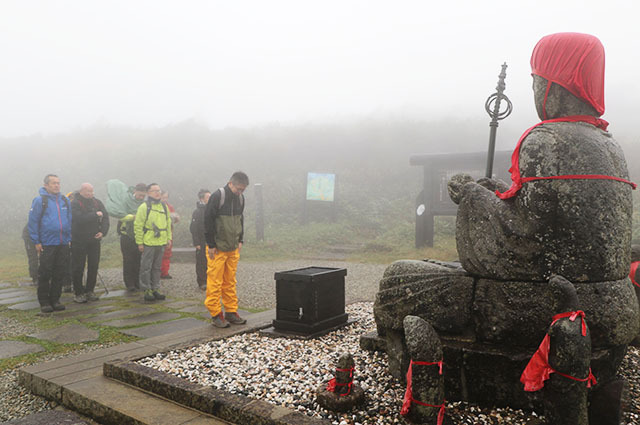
[97,271,109,295]
[485,62,513,178]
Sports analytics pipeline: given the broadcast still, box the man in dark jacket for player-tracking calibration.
[28,174,72,313]
[204,171,248,328]
[190,189,210,290]
[71,183,110,303]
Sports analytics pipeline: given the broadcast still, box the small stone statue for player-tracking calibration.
[520,275,593,425]
[629,244,640,347]
[316,352,365,412]
[401,315,446,425]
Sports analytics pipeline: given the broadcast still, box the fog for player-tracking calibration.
[1,0,640,245]
[2,0,639,138]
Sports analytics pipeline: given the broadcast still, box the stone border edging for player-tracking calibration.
[104,359,332,425]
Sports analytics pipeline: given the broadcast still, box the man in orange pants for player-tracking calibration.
[204,172,249,328]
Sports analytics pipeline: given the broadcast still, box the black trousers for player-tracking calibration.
[37,245,70,306]
[23,237,39,281]
[120,235,141,290]
[195,247,207,287]
[72,239,101,296]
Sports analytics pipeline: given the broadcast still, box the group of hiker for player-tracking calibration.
[24,171,250,328]
[25,175,109,312]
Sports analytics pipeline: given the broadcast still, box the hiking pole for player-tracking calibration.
[97,271,109,295]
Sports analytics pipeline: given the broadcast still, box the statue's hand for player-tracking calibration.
[476,177,510,193]
[447,173,475,204]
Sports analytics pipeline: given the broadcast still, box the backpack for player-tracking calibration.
[142,200,169,234]
[217,187,244,209]
[38,195,70,235]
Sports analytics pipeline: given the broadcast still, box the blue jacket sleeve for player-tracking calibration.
[27,197,42,244]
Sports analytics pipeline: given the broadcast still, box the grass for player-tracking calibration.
[239,217,458,264]
[0,218,459,282]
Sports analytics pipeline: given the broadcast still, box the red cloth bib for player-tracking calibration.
[520,310,596,392]
[629,261,640,288]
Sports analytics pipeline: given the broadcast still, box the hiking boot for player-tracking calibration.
[74,294,87,303]
[211,313,230,328]
[160,274,173,280]
[225,312,247,325]
[52,303,66,311]
[86,292,100,302]
[143,290,156,302]
[40,304,54,313]
[152,291,166,300]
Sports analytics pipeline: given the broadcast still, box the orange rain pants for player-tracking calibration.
[204,248,239,317]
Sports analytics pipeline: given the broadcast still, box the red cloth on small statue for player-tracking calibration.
[401,359,445,424]
[520,310,596,392]
[326,367,354,396]
[630,261,640,288]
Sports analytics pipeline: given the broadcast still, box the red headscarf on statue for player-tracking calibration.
[531,32,605,118]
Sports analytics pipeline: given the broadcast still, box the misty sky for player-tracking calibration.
[1,0,639,139]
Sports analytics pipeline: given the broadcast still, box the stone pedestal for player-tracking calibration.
[370,259,639,409]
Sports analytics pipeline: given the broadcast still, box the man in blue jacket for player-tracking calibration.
[28,174,72,313]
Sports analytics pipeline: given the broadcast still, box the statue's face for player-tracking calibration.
[532,75,547,120]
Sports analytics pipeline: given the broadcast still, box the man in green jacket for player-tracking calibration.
[134,183,172,302]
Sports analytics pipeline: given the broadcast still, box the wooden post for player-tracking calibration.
[255,183,264,242]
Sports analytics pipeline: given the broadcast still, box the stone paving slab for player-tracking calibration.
[93,289,128,299]
[79,307,155,323]
[8,301,40,311]
[1,410,95,425]
[52,299,117,314]
[120,317,210,338]
[0,294,37,305]
[179,304,208,314]
[53,304,120,319]
[101,312,181,328]
[164,300,196,309]
[0,282,12,288]
[0,290,30,299]
[29,324,99,344]
[0,340,44,359]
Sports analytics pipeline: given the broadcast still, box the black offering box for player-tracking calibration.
[271,266,349,337]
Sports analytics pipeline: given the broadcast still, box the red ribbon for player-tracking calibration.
[496,115,636,200]
[521,310,597,392]
[326,367,354,396]
[629,261,640,288]
[401,359,445,425]
[551,310,587,337]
